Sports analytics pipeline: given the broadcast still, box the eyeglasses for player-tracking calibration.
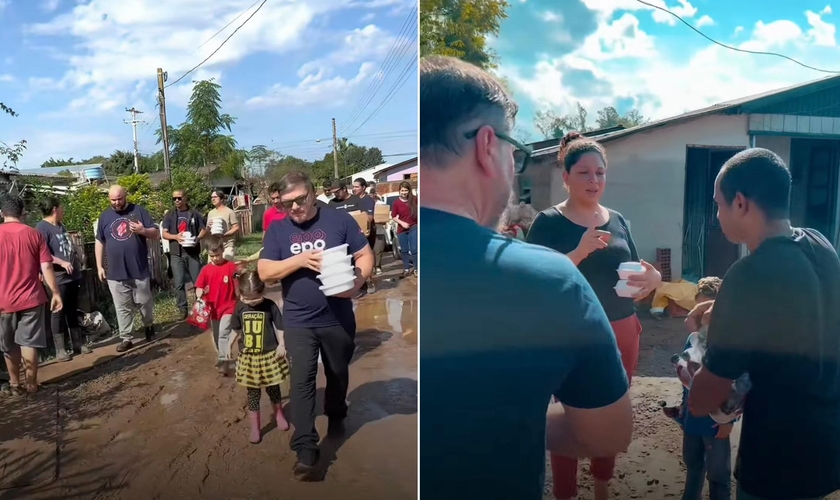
[172,197,183,201]
[280,194,309,210]
[465,128,533,174]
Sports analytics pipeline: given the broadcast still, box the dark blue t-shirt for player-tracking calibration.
[420,208,629,500]
[95,204,155,281]
[260,207,368,333]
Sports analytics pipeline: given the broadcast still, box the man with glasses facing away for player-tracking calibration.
[419,55,633,500]
[258,170,373,481]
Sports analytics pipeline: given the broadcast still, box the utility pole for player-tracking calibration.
[332,117,339,179]
[124,107,144,173]
[157,68,172,184]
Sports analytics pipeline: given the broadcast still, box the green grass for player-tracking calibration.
[235,232,263,260]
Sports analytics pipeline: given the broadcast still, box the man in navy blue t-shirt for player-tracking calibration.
[258,171,373,480]
[419,56,633,499]
[95,185,160,352]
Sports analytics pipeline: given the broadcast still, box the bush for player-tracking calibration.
[21,168,214,242]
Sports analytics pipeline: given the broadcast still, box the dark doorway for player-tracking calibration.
[682,146,744,280]
[790,138,840,242]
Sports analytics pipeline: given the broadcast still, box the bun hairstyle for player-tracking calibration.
[557,131,607,172]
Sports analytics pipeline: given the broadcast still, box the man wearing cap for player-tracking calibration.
[327,180,362,213]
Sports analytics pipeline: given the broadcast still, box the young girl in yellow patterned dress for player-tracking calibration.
[227,271,290,444]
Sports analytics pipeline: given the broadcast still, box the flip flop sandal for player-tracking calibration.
[1,383,26,396]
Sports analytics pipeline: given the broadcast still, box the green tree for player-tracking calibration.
[420,0,509,69]
[1,103,26,173]
[534,104,648,140]
[158,79,237,169]
[103,150,136,176]
[595,106,649,129]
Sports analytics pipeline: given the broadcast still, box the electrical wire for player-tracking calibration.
[166,0,268,88]
[198,0,263,49]
[344,49,418,137]
[340,2,418,133]
[637,0,840,74]
[267,129,416,149]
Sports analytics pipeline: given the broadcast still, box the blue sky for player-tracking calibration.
[0,0,418,170]
[494,0,839,142]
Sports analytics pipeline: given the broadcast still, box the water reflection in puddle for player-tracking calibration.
[354,298,417,343]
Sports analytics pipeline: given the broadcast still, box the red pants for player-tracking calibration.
[550,314,642,499]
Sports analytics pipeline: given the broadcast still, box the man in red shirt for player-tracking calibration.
[262,182,288,242]
[0,195,63,395]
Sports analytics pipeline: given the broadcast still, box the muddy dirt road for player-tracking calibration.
[0,277,417,500]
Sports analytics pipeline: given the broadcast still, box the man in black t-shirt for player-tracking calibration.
[327,180,361,213]
[688,148,840,500]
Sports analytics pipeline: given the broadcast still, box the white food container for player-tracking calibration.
[320,278,356,296]
[321,252,352,268]
[317,268,357,288]
[617,261,645,280]
[322,244,348,255]
[614,279,642,298]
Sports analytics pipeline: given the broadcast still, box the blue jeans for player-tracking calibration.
[736,486,825,500]
[397,225,417,271]
[682,433,731,500]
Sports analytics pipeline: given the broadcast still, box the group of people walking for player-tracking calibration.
[420,55,840,500]
[0,171,417,484]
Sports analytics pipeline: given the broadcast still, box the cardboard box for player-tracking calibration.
[374,204,391,224]
[348,210,370,236]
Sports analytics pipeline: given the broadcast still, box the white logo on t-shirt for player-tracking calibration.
[289,229,327,254]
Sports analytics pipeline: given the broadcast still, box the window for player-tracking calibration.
[403,173,411,180]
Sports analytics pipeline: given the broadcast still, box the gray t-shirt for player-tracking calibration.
[36,220,83,285]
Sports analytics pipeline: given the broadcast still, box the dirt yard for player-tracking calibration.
[542,315,839,500]
[0,270,417,500]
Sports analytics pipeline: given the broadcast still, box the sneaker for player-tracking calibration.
[374,267,383,276]
[400,270,411,279]
[144,326,156,342]
[116,340,133,353]
[367,282,376,294]
[292,457,319,482]
[413,269,418,278]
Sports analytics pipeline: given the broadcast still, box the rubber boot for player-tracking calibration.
[70,328,92,354]
[52,334,72,362]
[248,411,262,444]
[274,403,290,431]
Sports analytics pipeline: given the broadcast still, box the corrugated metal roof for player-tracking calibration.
[531,74,840,157]
[16,163,105,176]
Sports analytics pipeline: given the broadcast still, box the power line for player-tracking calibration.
[344,49,418,137]
[166,0,268,88]
[340,2,418,133]
[266,129,417,149]
[636,0,840,74]
[198,0,263,49]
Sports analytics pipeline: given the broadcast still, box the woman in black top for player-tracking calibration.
[526,132,661,500]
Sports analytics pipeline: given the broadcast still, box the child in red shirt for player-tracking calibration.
[195,236,239,376]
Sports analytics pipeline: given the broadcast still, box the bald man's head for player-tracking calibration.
[108,184,128,211]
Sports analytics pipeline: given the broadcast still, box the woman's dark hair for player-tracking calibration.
[557,131,607,172]
[211,189,226,201]
[354,177,368,188]
[398,180,417,218]
[238,270,265,296]
[39,196,62,217]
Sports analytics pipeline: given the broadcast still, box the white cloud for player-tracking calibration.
[734,26,744,36]
[541,11,562,22]
[822,5,833,15]
[651,0,697,25]
[806,9,837,46]
[246,62,376,108]
[21,129,124,167]
[0,74,14,83]
[500,7,840,133]
[695,15,714,28]
[247,23,401,109]
[21,0,406,115]
[40,0,61,12]
[0,0,8,14]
